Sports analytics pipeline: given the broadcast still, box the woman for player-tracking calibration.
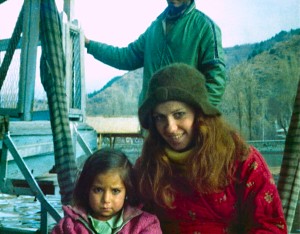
[135,63,287,233]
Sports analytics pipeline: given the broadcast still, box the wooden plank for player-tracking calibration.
[10,175,58,195]
[1,174,58,196]
[6,142,53,160]
[8,121,52,135]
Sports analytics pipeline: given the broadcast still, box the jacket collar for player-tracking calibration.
[62,203,144,232]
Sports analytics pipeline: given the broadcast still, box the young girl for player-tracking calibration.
[52,148,162,234]
[135,63,287,233]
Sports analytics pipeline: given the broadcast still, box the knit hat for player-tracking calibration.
[138,63,221,129]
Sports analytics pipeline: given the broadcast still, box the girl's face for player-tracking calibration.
[89,169,126,221]
[153,101,196,152]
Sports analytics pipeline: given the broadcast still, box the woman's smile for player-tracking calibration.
[153,101,195,151]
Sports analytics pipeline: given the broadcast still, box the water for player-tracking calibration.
[0,193,62,233]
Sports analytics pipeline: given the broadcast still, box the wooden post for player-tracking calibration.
[19,0,40,120]
[63,0,75,21]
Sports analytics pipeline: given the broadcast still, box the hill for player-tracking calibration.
[224,29,300,69]
[86,68,143,116]
[221,30,300,140]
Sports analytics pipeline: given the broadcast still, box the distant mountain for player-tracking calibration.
[86,68,143,116]
[86,29,300,140]
[224,29,300,69]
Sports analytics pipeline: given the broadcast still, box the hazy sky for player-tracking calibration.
[1,0,299,93]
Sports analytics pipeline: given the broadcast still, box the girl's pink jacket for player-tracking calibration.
[51,203,162,234]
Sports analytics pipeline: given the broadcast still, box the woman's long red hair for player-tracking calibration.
[135,114,249,207]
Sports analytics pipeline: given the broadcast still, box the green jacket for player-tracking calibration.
[87,2,226,106]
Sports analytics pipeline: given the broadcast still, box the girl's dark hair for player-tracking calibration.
[73,148,139,211]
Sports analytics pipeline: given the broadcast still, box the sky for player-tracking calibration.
[1,0,300,93]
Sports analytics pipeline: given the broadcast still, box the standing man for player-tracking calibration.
[85,0,226,106]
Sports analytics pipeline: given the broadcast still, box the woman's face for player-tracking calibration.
[153,101,196,151]
[89,170,126,221]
